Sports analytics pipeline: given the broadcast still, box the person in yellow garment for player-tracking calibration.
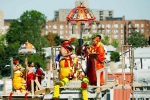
[12,60,26,93]
[59,39,74,80]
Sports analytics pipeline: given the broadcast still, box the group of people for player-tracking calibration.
[58,35,105,86]
[12,60,45,93]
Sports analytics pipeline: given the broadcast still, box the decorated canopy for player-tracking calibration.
[66,3,96,25]
[18,41,36,55]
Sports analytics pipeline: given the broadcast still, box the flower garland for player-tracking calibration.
[81,77,89,100]
[52,77,69,100]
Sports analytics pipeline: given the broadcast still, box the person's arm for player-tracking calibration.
[60,47,72,57]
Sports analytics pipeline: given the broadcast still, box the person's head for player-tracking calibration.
[35,62,40,69]
[13,60,19,65]
[92,37,99,46]
[28,62,34,67]
[96,35,102,42]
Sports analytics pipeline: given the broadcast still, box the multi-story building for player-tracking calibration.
[42,18,150,45]
[54,0,114,21]
[0,10,4,34]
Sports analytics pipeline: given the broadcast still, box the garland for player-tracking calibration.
[52,77,69,100]
[81,77,89,100]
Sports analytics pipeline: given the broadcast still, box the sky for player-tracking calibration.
[0,0,150,20]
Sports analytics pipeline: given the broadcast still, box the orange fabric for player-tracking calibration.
[88,42,105,85]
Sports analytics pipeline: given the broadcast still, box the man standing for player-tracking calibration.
[59,39,73,79]
[87,36,105,85]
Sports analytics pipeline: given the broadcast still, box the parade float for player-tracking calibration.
[1,3,143,100]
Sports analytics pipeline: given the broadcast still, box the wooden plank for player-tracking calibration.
[43,92,102,99]
[34,88,46,95]
[34,78,44,90]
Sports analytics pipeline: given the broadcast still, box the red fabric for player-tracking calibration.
[9,92,13,100]
[87,42,105,85]
[27,72,34,91]
[13,60,19,65]
[25,92,28,100]
[35,68,43,84]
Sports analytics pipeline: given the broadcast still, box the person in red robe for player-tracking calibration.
[35,62,43,84]
[87,36,105,85]
[26,62,35,91]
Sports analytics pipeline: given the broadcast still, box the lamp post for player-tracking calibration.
[66,2,96,74]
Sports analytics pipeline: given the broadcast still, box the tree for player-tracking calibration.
[126,32,147,48]
[110,52,120,62]
[1,10,49,77]
[101,35,110,45]
[111,38,119,48]
[45,32,63,46]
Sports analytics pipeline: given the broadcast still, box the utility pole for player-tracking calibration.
[10,57,13,79]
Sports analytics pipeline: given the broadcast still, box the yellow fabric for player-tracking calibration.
[59,59,71,80]
[13,70,26,92]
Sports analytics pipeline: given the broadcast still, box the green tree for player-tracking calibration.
[101,35,110,45]
[110,52,120,62]
[126,32,147,48]
[111,38,119,48]
[2,10,49,77]
[45,32,63,46]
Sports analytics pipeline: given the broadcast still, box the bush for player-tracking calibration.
[110,52,120,62]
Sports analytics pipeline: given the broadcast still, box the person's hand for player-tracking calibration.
[35,74,38,77]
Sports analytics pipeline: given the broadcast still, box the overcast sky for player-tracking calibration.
[0,0,150,20]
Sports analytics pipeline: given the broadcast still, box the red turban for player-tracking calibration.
[13,60,19,65]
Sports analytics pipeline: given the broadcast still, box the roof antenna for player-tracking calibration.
[80,2,83,6]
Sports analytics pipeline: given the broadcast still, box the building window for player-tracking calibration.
[45,31,48,35]
[53,30,57,33]
[69,24,72,29]
[121,35,124,39]
[129,29,131,33]
[76,30,78,34]
[141,24,144,28]
[66,25,68,28]
[102,30,104,34]
[53,24,57,29]
[135,29,139,32]
[102,24,105,28]
[114,35,118,39]
[141,29,144,33]
[135,23,139,28]
[121,24,124,28]
[121,30,124,34]
[93,30,97,33]
[60,30,64,35]
[92,24,96,29]
[100,11,103,15]
[106,24,110,28]
[147,24,149,26]
[76,26,78,29]
[121,40,124,44]
[98,24,101,28]
[128,24,131,28]
[114,23,118,28]
[69,30,72,34]
[85,30,89,34]
[60,24,64,30]
[49,25,51,28]
[66,30,68,33]
[46,25,48,29]
[60,36,63,38]
[106,29,110,34]
[114,29,118,34]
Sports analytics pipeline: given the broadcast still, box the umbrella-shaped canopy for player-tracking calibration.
[18,41,36,55]
[66,2,96,25]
